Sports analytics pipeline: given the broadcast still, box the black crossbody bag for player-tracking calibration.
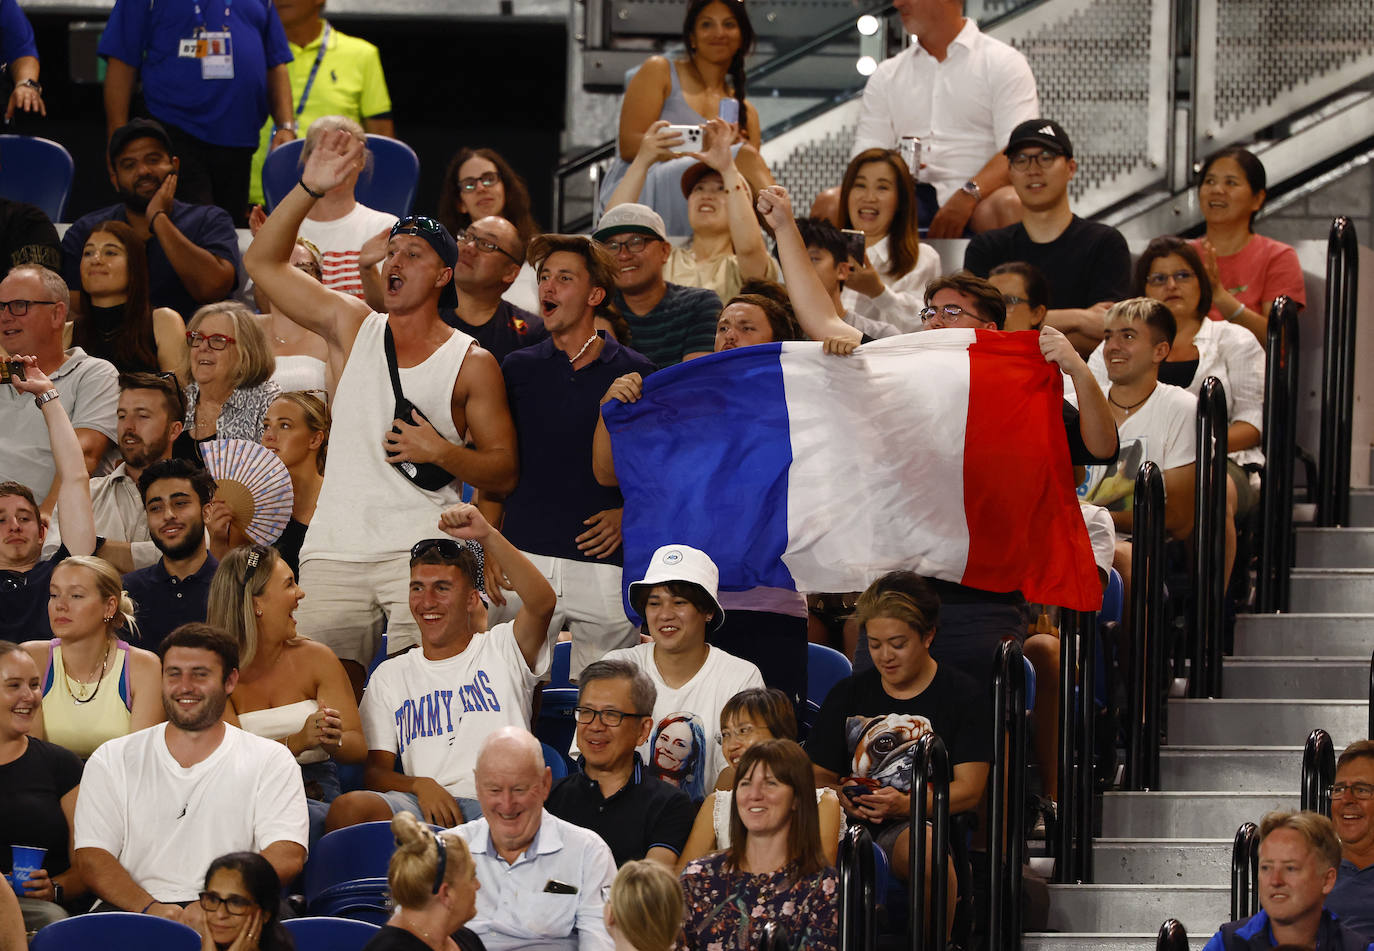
[383,325,458,491]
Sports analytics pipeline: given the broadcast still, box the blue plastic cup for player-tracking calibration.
[9,845,45,892]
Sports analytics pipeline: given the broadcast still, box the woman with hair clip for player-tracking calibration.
[837,148,941,335]
[75,219,189,378]
[23,555,162,758]
[208,544,365,843]
[361,812,485,951]
[678,739,838,951]
[599,0,774,236]
[605,860,684,951]
[261,391,330,577]
[197,852,294,951]
[183,301,281,443]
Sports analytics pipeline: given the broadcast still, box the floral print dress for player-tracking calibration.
[677,853,839,951]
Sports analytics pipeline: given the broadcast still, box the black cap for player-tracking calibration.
[108,118,175,166]
[389,216,460,309]
[1003,119,1073,159]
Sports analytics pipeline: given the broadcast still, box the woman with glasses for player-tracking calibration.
[261,391,330,578]
[23,555,162,759]
[208,545,366,845]
[678,739,838,951]
[988,261,1050,332]
[1192,146,1306,347]
[183,302,281,443]
[362,812,485,951]
[837,149,941,335]
[260,239,331,397]
[197,852,294,951]
[676,688,841,872]
[74,220,189,380]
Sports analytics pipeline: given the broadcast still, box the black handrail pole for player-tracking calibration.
[1231,821,1260,920]
[1318,217,1359,526]
[1007,643,1027,945]
[1054,608,1078,881]
[1301,728,1336,816]
[1156,918,1189,951]
[1189,377,1228,699]
[908,732,951,951]
[837,825,876,951]
[1144,460,1167,789]
[1126,463,1166,789]
[988,642,1008,951]
[1257,297,1300,613]
[1074,608,1097,882]
[988,638,1028,951]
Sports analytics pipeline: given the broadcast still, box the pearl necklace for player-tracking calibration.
[568,332,599,364]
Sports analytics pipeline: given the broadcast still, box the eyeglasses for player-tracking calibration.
[1009,150,1062,171]
[198,891,256,916]
[186,330,236,350]
[458,171,501,192]
[1144,270,1197,288]
[1001,295,1028,308]
[0,299,59,317]
[457,230,522,266]
[600,235,657,255]
[573,706,649,727]
[1330,781,1374,800]
[716,723,761,746]
[920,304,980,324]
[391,216,447,239]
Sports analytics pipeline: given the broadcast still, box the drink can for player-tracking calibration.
[899,135,921,182]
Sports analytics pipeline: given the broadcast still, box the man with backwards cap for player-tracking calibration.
[245,129,517,699]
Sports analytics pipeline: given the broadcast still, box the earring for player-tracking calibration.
[254,610,263,617]
[102,615,114,623]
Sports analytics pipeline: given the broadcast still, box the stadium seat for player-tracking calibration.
[304,820,398,915]
[806,642,851,709]
[30,912,200,950]
[262,134,420,217]
[283,916,381,951]
[534,685,579,761]
[550,639,572,688]
[543,741,570,781]
[0,134,75,221]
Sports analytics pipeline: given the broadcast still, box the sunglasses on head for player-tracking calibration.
[391,216,446,239]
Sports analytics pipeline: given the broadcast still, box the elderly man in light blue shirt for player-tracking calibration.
[453,727,615,951]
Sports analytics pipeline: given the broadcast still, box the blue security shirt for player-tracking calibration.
[1203,908,1374,951]
[98,0,292,147]
[0,0,39,64]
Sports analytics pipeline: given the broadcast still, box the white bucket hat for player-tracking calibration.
[628,544,726,632]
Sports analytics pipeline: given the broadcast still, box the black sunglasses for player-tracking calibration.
[410,538,467,561]
[391,216,446,238]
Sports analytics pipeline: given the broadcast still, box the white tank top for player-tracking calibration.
[237,699,328,765]
[302,313,473,561]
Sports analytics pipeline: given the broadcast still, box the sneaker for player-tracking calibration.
[1029,797,1057,839]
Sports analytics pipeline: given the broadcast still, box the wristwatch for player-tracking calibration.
[275,121,299,133]
[52,882,63,904]
[34,388,59,409]
[17,78,41,92]
[960,179,982,203]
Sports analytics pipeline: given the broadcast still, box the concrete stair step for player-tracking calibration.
[1168,698,1367,748]
[1045,884,1228,934]
[1233,613,1373,657]
[1093,838,1231,885]
[1158,746,1302,791]
[1222,657,1367,698]
[1024,935,1208,951]
[1290,569,1374,613]
[1101,791,1297,838]
[1295,527,1374,567]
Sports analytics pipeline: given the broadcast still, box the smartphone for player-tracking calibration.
[665,124,703,153]
[0,360,25,384]
[718,98,740,126]
[841,229,867,264]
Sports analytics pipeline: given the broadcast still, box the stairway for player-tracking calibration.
[1022,491,1373,951]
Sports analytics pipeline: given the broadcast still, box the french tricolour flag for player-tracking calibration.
[603,329,1101,612]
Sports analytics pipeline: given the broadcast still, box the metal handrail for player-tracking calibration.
[1230,821,1260,921]
[988,637,1027,951]
[1317,216,1359,527]
[909,731,951,951]
[837,825,876,951]
[1126,462,1167,790]
[758,922,791,950]
[1156,918,1189,951]
[1054,609,1097,883]
[1054,603,1076,882]
[1301,728,1336,816]
[1256,296,1301,613]
[1190,376,1229,700]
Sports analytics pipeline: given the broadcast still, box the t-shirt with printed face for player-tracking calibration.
[359,621,543,800]
[1076,382,1197,516]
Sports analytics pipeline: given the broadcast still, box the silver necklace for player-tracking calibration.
[568,332,599,364]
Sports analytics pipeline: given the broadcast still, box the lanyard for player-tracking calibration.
[295,21,332,117]
[191,0,232,33]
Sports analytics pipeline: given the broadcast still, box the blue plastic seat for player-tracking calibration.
[305,820,399,909]
[535,685,580,760]
[807,643,852,709]
[31,912,200,950]
[283,915,381,950]
[262,134,419,217]
[549,639,572,688]
[0,134,75,221]
[543,741,570,781]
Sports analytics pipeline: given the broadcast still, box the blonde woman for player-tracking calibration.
[361,812,485,951]
[260,391,330,577]
[208,545,365,843]
[606,860,683,951]
[23,555,162,758]
[183,301,280,442]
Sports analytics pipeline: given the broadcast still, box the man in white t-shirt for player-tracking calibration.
[1077,297,1197,584]
[325,502,557,831]
[602,545,764,802]
[74,624,309,923]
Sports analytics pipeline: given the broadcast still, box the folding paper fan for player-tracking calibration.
[199,439,294,544]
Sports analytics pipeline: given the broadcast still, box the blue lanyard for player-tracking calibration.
[295,21,332,117]
[191,0,232,33]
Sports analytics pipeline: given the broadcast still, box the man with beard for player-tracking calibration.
[122,459,218,645]
[74,623,308,921]
[60,120,241,320]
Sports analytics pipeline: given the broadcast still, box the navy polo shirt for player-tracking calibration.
[123,553,218,648]
[0,546,69,643]
[441,300,549,365]
[62,201,243,321]
[500,333,655,565]
[546,755,695,866]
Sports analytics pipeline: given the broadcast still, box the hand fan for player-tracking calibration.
[199,439,294,544]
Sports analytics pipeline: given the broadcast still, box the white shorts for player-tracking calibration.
[294,554,421,666]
